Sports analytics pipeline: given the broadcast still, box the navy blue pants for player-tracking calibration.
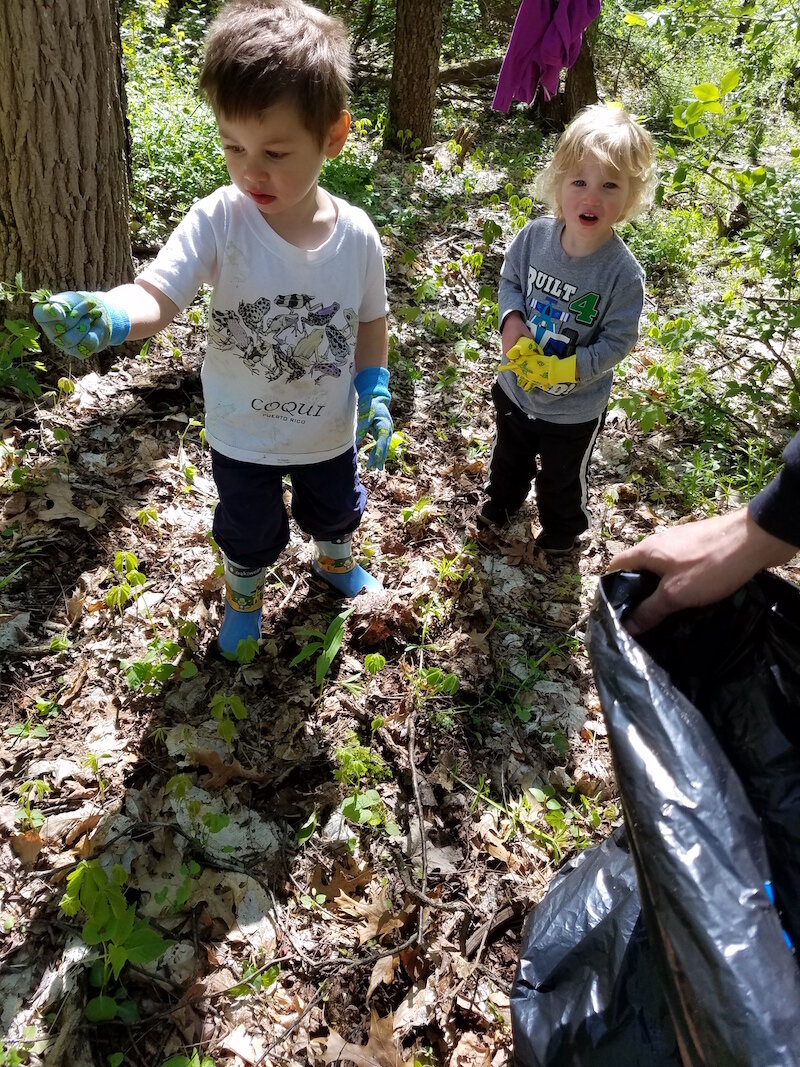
[486,382,606,539]
[211,446,366,568]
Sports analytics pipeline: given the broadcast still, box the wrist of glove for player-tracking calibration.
[354,365,393,471]
[502,338,577,392]
[33,291,131,357]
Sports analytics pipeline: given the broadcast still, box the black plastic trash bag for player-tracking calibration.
[511,570,800,1067]
[511,827,680,1067]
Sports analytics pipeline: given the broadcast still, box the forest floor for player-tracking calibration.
[1,132,797,1067]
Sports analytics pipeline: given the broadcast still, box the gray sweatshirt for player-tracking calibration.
[498,216,645,423]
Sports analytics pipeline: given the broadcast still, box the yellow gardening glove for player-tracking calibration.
[501,338,577,392]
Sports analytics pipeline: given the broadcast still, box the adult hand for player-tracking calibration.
[354,365,393,471]
[610,508,798,635]
[33,291,130,357]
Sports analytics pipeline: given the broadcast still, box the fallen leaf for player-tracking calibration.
[311,856,373,903]
[450,1031,492,1067]
[189,748,270,789]
[336,883,406,944]
[367,954,397,1001]
[221,1023,265,1063]
[321,1009,413,1067]
[38,478,99,530]
[10,830,43,865]
[500,538,537,567]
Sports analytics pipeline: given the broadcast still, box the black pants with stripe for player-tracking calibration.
[486,382,606,539]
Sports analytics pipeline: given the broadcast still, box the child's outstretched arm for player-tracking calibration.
[353,315,393,471]
[34,280,179,358]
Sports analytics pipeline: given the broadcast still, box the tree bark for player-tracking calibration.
[0,0,133,296]
[386,0,445,148]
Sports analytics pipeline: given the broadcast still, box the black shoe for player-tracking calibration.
[535,530,579,555]
[478,499,514,528]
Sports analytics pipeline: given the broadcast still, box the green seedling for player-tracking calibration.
[333,731,391,790]
[165,774,230,846]
[5,695,57,740]
[161,1054,215,1067]
[60,859,173,1023]
[227,958,280,998]
[49,630,72,652]
[84,753,110,800]
[15,779,51,832]
[291,607,354,693]
[120,636,197,694]
[0,276,47,398]
[0,1026,37,1065]
[297,810,317,847]
[341,788,401,837]
[137,505,161,536]
[333,734,400,837]
[417,666,460,697]
[400,495,439,526]
[220,634,260,664]
[209,692,248,749]
[104,551,146,614]
[364,652,386,677]
[153,860,201,913]
[300,890,327,910]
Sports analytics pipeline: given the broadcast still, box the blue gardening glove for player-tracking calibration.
[33,291,130,358]
[354,366,393,471]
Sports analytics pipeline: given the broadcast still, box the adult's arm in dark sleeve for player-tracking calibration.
[609,431,799,635]
[748,432,800,546]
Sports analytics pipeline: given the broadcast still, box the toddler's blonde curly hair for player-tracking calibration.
[538,104,657,223]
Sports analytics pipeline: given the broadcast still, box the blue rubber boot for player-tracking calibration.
[312,538,382,596]
[218,557,266,656]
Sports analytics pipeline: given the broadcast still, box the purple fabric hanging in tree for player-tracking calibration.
[492,0,601,112]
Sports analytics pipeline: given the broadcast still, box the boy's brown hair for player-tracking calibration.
[199,0,351,145]
[538,104,657,223]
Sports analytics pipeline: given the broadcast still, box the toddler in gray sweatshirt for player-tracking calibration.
[482,104,656,553]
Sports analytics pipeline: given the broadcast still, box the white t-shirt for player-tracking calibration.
[138,185,388,464]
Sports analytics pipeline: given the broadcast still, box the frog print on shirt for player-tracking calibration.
[208,291,359,385]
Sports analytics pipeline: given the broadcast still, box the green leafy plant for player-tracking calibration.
[59,860,173,1022]
[84,753,111,800]
[334,733,400,837]
[0,276,47,398]
[15,780,51,832]
[341,788,401,836]
[49,630,72,652]
[221,634,260,664]
[165,774,231,846]
[227,958,280,998]
[161,1054,215,1067]
[209,692,248,749]
[297,809,317,847]
[291,607,354,694]
[104,551,146,614]
[400,495,439,527]
[0,1026,37,1065]
[138,505,161,536]
[120,636,197,694]
[5,695,57,741]
[153,860,201,913]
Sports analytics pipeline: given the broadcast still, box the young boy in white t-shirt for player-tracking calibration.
[35,0,392,656]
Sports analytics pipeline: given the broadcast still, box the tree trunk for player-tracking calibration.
[386,0,445,148]
[534,28,598,129]
[0,0,133,298]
